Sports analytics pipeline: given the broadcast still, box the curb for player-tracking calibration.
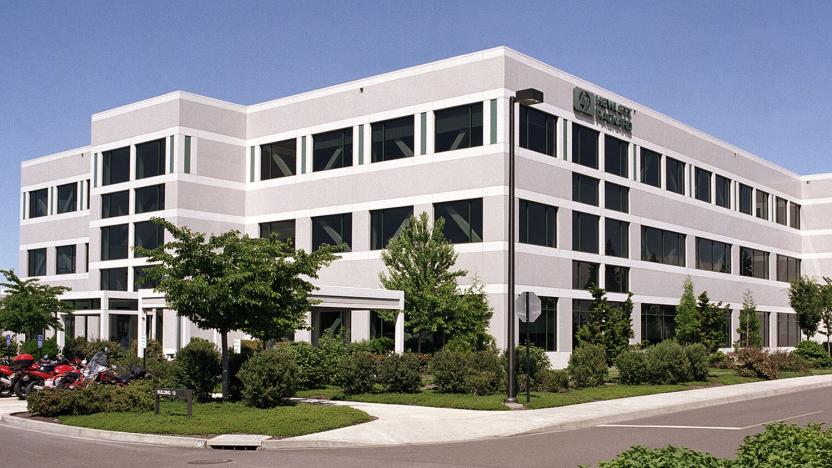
[0,414,208,448]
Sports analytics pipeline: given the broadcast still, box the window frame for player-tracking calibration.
[641,225,686,267]
[740,247,770,279]
[776,254,801,283]
[434,102,483,153]
[100,267,128,291]
[775,197,788,225]
[755,189,769,220]
[433,198,483,244]
[605,264,629,293]
[135,138,166,180]
[572,260,599,290]
[640,147,661,188]
[371,115,415,163]
[27,248,46,277]
[260,139,297,180]
[695,237,731,274]
[604,135,628,178]
[311,213,353,251]
[259,219,296,248]
[101,190,129,218]
[572,173,599,206]
[571,123,599,169]
[715,175,731,209]
[134,221,165,257]
[519,106,556,156]
[55,245,76,275]
[102,146,130,186]
[695,167,712,203]
[56,183,77,214]
[604,181,629,213]
[100,224,129,261]
[134,184,165,214]
[312,127,353,172]
[370,206,414,250]
[605,218,629,258]
[665,156,685,195]
[518,199,557,248]
[572,211,599,254]
[29,189,48,218]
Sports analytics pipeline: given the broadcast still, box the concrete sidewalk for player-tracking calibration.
[0,398,27,416]
[266,374,832,449]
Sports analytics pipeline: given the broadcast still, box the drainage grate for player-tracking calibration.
[187,459,233,465]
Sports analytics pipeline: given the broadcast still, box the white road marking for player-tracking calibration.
[597,410,823,431]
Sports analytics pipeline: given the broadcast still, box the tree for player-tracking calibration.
[820,278,832,355]
[697,291,729,354]
[607,292,635,363]
[736,291,762,348]
[788,276,822,340]
[576,285,633,365]
[445,279,493,350]
[576,285,606,347]
[140,218,337,399]
[0,269,71,339]
[674,278,699,345]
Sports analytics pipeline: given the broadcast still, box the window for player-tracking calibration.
[605,265,629,293]
[63,298,101,311]
[775,197,787,225]
[57,183,77,214]
[313,128,352,172]
[28,248,46,276]
[29,189,48,218]
[572,211,599,254]
[133,266,159,292]
[312,213,352,251]
[372,116,415,162]
[572,124,598,169]
[519,106,556,156]
[755,190,769,220]
[641,226,685,266]
[604,135,628,178]
[789,203,801,229]
[56,245,76,275]
[573,299,592,347]
[135,184,165,214]
[740,247,769,279]
[134,221,165,256]
[695,168,712,203]
[720,309,732,348]
[605,182,628,213]
[640,148,661,187]
[572,173,599,206]
[739,184,753,215]
[605,218,629,258]
[524,296,557,351]
[641,304,676,344]
[109,299,138,311]
[519,200,557,248]
[696,237,731,273]
[572,260,599,290]
[665,157,685,195]
[434,103,483,153]
[776,255,801,283]
[715,175,731,209]
[777,313,800,347]
[102,146,130,185]
[371,206,413,250]
[259,220,296,247]
[101,190,129,218]
[100,267,128,291]
[318,310,349,340]
[135,139,165,179]
[370,311,395,340]
[260,139,296,180]
[757,311,771,347]
[434,198,483,244]
[101,224,129,260]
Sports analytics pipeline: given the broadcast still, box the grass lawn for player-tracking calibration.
[297,387,509,411]
[58,401,372,437]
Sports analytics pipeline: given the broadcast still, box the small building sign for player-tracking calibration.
[574,87,633,131]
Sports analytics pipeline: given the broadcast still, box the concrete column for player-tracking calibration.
[631,303,642,344]
[137,309,146,358]
[394,311,405,354]
[294,311,312,343]
[350,310,371,342]
[558,297,573,352]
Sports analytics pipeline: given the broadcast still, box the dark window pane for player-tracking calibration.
[642,226,685,266]
[260,139,297,180]
[135,139,166,179]
[519,106,556,156]
[740,247,769,279]
[372,116,415,162]
[519,199,557,248]
[572,211,599,254]
[434,198,483,244]
[605,182,628,213]
[695,168,712,203]
[604,135,628,178]
[777,313,800,347]
[572,124,598,169]
[134,221,165,256]
[370,206,413,250]
[259,220,296,248]
[57,183,77,214]
[102,190,129,218]
[525,296,557,351]
[29,189,48,218]
[665,157,685,195]
[28,248,46,276]
[605,218,629,258]
[640,148,661,187]
[312,213,352,251]
[572,173,599,206]
[434,103,483,153]
[605,265,629,293]
[739,184,753,215]
[776,255,800,283]
[56,245,76,275]
[640,304,676,344]
[135,184,165,214]
[572,260,599,290]
[790,203,801,229]
[313,128,353,172]
[100,267,128,291]
[775,197,787,225]
[757,311,770,347]
[696,237,731,273]
[133,266,159,292]
[715,175,731,208]
[102,146,130,185]
[101,224,129,260]
[755,190,769,220]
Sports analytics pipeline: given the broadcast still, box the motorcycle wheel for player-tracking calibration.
[23,380,39,398]
[0,383,12,398]
[13,380,26,400]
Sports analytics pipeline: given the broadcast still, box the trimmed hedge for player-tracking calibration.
[335,351,378,394]
[567,344,607,388]
[430,349,504,395]
[237,346,298,408]
[534,369,569,392]
[616,341,707,385]
[174,338,221,401]
[378,353,421,393]
[28,380,155,417]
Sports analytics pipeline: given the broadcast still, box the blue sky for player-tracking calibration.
[1,1,830,270]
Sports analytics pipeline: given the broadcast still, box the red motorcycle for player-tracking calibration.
[13,354,76,400]
[0,358,16,398]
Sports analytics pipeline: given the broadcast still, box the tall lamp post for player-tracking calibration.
[507,88,544,403]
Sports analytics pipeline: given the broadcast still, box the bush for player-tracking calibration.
[0,336,17,359]
[598,445,727,467]
[794,340,832,368]
[430,349,504,395]
[336,351,378,394]
[316,329,351,384]
[368,337,395,355]
[568,344,608,388]
[430,350,469,393]
[770,351,810,374]
[506,344,551,384]
[614,350,648,385]
[709,351,733,369]
[733,347,778,380]
[237,346,298,408]
[735,423,832,466]
[20,337,59,360]
[534,369,569,392]
[28,380,155,417]
[643,340,690,385]
[288,342,328,389]
[62,338,121,361]
[227,342,260,401]
[174,338,221,401]
[377,353,421,393]
[683,343,709,382]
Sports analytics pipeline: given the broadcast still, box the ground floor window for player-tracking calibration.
[317,310,350,342]
[109,314,137,348]
[641,304,676,345]
[521,296,557,351]
[777,313,800,347]
[757,311,770,347]
[572,299,592,348]
[370,311,395,340]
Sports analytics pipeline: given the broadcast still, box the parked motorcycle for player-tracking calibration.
[13,354,76,400]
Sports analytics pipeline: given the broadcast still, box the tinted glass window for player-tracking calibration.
[755,190,769,220]
[135,139,165,179]
[572,173,599,206]
[715,175,731,208]
[572,299,593,346]
[100,267,128,291]
[605,182,628,213]
[259,220,296,248]
[790,203,801,229]
[695,168,712,203]
[572,124,598,169]
[371,206,413,250]
[739,184,753,215]
[434,198,483,244]
[56,245,76,275]
[641,226,685,266]
[102,146,130,185]
[101,224,129,260]
[519,199,557,248]
[665,157,685,195]
[28,248,46,276]
[57,183,77,214]
[776,255,801,283]
[261,139,296,180]
[313,128,352,172]
[133,266,159,292]
[757,311,771,347]
[135,184,165,214]
[604,135,628,178]
[572,260,599,290]
[372,116,415,162]
[572,211,599,254]
[641,304,676,344]
[312,213,352,251]
[640,148,661,187]
[102,190,129,218]
[605,218,629,258]
[525,296,557,351]
[29,189,48,218]
[775,197,787,225]
[605,265,629,293]
[696,237,731,273]
[134,221,165,257]
[434,103,483,153]
[519,106,556,156]
[777,313,800,347]
[740,247,769,279]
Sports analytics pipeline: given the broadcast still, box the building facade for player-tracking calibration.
[17,47,832,365]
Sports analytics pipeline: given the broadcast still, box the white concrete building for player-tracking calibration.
[17,47,831,364]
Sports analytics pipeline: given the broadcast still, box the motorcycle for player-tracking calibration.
[13,354,76,400]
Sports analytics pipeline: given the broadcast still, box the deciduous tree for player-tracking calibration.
[0,269,70,339]
[788,276,822,340]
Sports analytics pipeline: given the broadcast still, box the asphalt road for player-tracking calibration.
[1,387,829,468]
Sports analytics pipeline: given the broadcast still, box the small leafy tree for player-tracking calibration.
[576,285,606,347]
[697,291,729,354]
[0,269,71,339]
[576,286,633,365]
[445,279,493,350]
[736,291,762,348]
[607,293,635,362]
[674,278,699,345]
[789,276,822,340]
[821,278,832,355]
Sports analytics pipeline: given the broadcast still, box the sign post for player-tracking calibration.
[155,388,194,417]
[233,339,241,354]
[516,291,542,404]
[37,334,43,350]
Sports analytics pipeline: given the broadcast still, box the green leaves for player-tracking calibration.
[575,286,633,365]
[737,290,762,348]
[0,269,71,337]
[788,276,823,340]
